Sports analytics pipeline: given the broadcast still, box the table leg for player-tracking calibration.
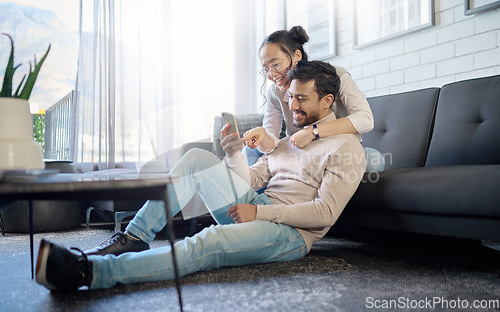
[0,213,5,236]
[29,200,34,279]
[162,189,183,312]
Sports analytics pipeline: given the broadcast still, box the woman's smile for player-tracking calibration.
[274,76,287,87]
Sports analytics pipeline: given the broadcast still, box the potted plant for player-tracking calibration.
[0,33,50,171]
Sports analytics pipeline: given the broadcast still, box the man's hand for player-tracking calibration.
[243,127,275,152]
[228,204,257,223]
[290,127,315,148]
[221,124,244,157]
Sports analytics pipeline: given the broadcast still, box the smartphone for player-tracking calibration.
[221,112,239,136]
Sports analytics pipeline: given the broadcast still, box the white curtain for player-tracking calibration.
[73,0,262,171]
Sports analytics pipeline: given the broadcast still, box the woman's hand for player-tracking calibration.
[220,124,244,157]
[228,204,257,223]
[290,127,315,149]
[243,127,275,152]
[242,127,267,149]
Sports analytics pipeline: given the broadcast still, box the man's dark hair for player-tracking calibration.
[286,60,341,101]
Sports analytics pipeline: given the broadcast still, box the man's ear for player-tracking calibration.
[322,94,335,109]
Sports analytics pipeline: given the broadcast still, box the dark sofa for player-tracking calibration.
[185,74,500,244]
[339,74,500,243]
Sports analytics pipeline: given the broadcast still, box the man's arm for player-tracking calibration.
[220,124,252,185]
[220,121,275,189]
[256,141,366,229]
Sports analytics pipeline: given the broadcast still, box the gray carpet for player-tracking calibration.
[1,223,499,312]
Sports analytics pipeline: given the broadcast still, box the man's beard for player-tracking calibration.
[292,110,321,128]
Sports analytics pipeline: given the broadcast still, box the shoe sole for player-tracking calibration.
[35,239,58,290]
[86,245,150,257]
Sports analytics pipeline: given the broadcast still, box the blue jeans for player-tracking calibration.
[244,143,385,172]
[242,144,264,166]
[364,147,385,172]
[89,148,307,289]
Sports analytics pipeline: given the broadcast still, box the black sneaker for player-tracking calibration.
[84,231,150,256]
[36,239,93,291]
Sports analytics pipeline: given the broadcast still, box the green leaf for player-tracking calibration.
[18,43,51,100]
[0,33,22,97]
[13,74,26,97]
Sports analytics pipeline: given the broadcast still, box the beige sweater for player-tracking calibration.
[228,113,366,251]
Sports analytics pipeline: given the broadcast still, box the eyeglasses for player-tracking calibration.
[259,59,284,76]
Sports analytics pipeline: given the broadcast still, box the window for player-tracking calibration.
[74,0,263,170]
[0,0,79,113]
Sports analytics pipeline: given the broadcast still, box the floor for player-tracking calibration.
[1,222,499,312]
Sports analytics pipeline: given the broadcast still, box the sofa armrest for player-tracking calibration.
[180,141,213,156]
[213,114,264,159]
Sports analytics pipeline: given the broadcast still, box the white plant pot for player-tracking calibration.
[0,98,45,171]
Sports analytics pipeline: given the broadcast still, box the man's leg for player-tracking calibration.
[90,221,307,289]
[127,148,260,242]
[86,148,261,255]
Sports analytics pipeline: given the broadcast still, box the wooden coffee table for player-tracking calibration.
[0,171,183,310]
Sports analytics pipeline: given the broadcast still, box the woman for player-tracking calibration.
[242,26,384,171]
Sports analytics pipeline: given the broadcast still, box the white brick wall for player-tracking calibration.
[327,0,500,97]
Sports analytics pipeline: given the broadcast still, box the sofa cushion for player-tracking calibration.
[346,165,500,218]
[363,88,439,170]
[425,74,500,166]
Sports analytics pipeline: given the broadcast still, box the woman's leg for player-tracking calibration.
[364,147,385,172]
[126,148,261,243]
[90,220,307,289]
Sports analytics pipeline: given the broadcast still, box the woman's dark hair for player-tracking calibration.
[259,26,310,104]
[260,25,310,68]
[286,60,341,101]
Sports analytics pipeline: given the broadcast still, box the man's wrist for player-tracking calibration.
[224,151,245,167]
[258,133,280,154]
[259,135,275,153]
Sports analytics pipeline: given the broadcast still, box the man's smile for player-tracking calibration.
[293,110,306,120]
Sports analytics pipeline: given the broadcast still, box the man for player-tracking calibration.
[35,60,366,291]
